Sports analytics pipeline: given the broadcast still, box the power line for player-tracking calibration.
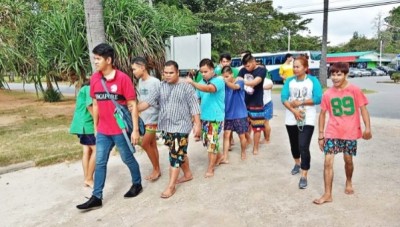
[285,0,400,15]
[280,0,351,11]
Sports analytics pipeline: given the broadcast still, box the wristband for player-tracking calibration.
[318,137,325,141]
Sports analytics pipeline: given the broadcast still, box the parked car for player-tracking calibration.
[377,65,396,76]
[366,68,386,76]
[349,68,362,77]
[359,68,372,77]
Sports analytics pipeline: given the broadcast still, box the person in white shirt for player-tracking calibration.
[261,77,273,143]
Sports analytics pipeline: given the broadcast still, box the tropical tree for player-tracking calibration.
[84,0,106,73]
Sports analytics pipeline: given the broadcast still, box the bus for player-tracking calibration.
[231,51,321,84]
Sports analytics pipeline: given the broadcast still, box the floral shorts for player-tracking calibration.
[162,132,189,168]
[201,121,223,154]
[324,138,357,156]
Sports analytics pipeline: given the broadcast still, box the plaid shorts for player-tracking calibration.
[324,138,357,156]
[224,118,248,135]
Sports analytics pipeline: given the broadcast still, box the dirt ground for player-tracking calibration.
[0,91,75,127]
[0,92,399,227]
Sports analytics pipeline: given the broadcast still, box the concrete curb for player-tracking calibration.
[0,161,35,175]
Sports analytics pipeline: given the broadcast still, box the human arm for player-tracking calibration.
[360,105,372,140]
[192,114,201,138]
[318,110,327,151]
[279,65,285,80]
[283,101,303,121]
[127,100,140,145]
[263,79,273,90]
[92,99,99,133]
[186,76,217,93]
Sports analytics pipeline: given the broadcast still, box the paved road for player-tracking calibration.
[272,75,399,119]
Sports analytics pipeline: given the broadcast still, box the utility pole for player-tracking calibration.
[288,29,291,52]
[378,13,382,66]
[319,0,328,87]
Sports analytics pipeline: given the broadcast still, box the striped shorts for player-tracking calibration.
[247,106,265,132]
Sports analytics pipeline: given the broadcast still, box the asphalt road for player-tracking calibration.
[7,75,400,119]
[272,75,400,119]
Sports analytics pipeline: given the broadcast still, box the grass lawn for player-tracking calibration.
[0,90,81,167]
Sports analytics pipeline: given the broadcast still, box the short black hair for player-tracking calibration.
[92,43,115,64]
[221,66,233,74]
[199,58,214,69]
[241,50,251,55]
[165,60,179,71]
[131,56,149,71]
[284,53,293,61]
[242,53,255,65]
[219,53,232,62]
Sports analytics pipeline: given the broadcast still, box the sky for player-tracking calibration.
[272,0,400,46]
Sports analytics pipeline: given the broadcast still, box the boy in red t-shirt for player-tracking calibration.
[313,62,372,205]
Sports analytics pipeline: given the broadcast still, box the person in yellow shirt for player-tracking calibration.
[279,53,294,83]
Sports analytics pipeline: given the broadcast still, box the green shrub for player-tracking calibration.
[391,72,400,83]
[43,88,61,102]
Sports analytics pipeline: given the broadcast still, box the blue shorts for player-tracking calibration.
[77,134,96,146]
[224,118,248,135]
[263,101,273,120]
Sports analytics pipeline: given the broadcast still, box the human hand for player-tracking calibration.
[185,76,193,84]
[362,129,372,140]
[292,109,304,121]
[193,124,201,141]
[290,100,303,108]
[131,131,140,145]
[318,139,325,151]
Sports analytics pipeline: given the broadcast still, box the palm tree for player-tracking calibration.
[84,0,106,73]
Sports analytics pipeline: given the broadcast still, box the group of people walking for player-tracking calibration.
[70,43,372,211]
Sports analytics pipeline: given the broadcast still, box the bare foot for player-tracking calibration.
[259,139,270,144]
[176,175,193,184]
[253,150,259,155]
[204,172,214,178]
[216,155,228,166]
[228,146,232,151]
[161,187,176,199]
[217,159,229,165]
[230,139,235,145]
[241,152,247,160]
[313,194,333,205]
[84,180,94,188]
[345,181,354,194]
[145,172,161,181]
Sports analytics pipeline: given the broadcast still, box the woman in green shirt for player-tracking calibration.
[70,80,96,188]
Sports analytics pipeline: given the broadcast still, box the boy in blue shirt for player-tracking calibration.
[221,66,248,161]
[186,59,225,178]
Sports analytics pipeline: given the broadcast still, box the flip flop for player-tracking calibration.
[160,188,176,199]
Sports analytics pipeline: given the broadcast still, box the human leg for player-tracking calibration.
[82,145,90,186]
[163,133,190,198]
[286,125,301,174]
[222,130,232,163]
[262,119,271,143]
[344,154,354,194]
[85,145,96,188]
[238,133,247,160]
[141,128,161,180]
[297,125,314,189]
[314,153,334,204]
[92,133,114,199]
[113,134,142,186]
[248,106,265,154]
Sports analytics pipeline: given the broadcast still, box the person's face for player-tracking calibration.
[220,58,231,67]
[200,65,214,80]
[293,60,307,77]
[94,54,111,72]
[163,65,179,83]
[131,63,145,79]
[244,60,256,72]
[222,71,233,81]
[330,71,347,88]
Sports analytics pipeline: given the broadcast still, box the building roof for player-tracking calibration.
[327,51,375,57]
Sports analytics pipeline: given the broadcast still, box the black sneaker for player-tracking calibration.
[76,196,102,210]
[124,184,143,198]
